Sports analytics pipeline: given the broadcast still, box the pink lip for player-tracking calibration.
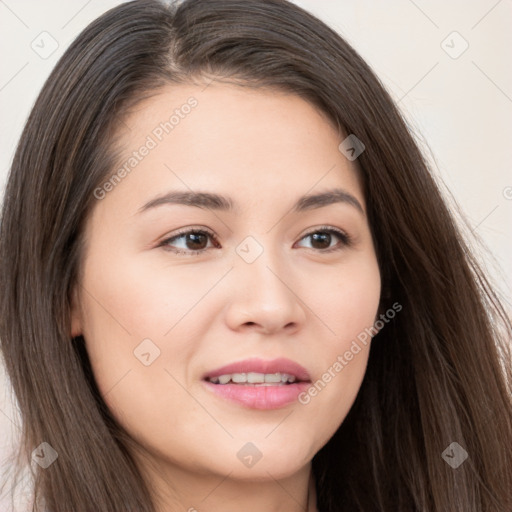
[202,358,311,410]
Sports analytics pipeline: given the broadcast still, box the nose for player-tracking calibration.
[223,244,307,336]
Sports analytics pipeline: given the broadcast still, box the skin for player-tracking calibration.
[71,81,381,512]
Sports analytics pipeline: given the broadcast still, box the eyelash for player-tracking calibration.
[158,225,352,256]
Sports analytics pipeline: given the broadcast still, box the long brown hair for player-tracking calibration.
[1,0,511,510]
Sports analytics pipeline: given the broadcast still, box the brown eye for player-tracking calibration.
[182,232,209,250]
[309,232,332,250]
[296,227,351,252]
[160,228,218,255]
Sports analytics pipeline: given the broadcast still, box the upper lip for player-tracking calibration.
[203,358,311,382]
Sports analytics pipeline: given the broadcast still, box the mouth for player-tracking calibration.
[206,372,301,386]
[202,358,311,410]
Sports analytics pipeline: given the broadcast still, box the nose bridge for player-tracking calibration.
[235,234,287,298]
[226,233,306,333]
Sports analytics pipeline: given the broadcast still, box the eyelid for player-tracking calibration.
[298,225,350,241]
[164,225,217,240]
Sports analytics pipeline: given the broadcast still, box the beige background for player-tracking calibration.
[1,1,511,509]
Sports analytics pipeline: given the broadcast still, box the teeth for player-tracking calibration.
[247,372,265,383]
[208,372,297,385]
[231,373,247,383]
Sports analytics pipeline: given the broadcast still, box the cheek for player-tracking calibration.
[324,267,381,342]
[77,251,224,433]
[81,245,223,344]
[312,249,381,346]
[296,253,381,434]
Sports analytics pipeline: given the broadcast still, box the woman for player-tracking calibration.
[1,0,511,510]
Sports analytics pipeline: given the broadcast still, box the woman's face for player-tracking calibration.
[71,82,381,484]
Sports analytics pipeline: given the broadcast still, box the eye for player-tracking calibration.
[159,225,352,256]
[159,227,219,256]
[295,226,352,253]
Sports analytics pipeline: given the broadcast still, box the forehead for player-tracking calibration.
[95,82,365,219]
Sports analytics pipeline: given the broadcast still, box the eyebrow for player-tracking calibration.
[138,187,365,216]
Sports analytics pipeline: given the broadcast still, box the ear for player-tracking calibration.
[70,286,83,338]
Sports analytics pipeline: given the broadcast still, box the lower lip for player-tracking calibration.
[203,381,310,410]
